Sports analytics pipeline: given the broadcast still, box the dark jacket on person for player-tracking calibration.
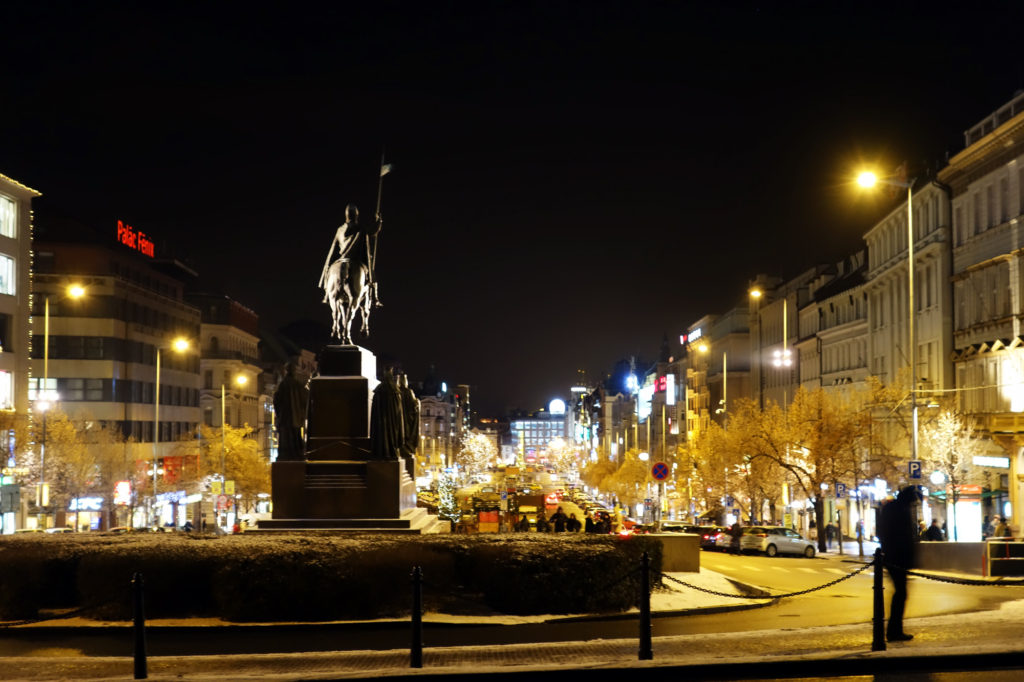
[878,486,920,568]
[923,522,945,541]
[585,516,596,533]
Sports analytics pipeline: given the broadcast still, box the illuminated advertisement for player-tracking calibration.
[116,220,155,258]
[638,384,654,422]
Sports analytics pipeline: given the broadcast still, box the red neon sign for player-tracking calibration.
[117,220,155,258]
[656,375,667,392]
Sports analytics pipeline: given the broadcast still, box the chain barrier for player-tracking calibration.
[657,558,876,600]
[878,558,1024,587]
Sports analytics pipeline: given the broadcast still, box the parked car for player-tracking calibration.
[14,528,44,534]
[667,524,728,551]
[741,526,816,557]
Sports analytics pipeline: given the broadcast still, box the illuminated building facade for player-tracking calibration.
[939,90,1024,529]
[796,252,870,394]
[0,173,38,419]
[31,221,201,491]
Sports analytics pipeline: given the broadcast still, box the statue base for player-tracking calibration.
[259,344,448,534]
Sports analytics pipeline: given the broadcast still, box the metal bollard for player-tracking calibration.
[410,566,423,668]
[638,552,653,660]
[132,572,148,679]
[871,549,886,652]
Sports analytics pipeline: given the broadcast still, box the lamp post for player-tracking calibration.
[35,398,51,527]
[221,374,248,477]
[749,288,764,409]
[220,374,247,529]
[153,337,189,526]
[36,284,85,529]
[857,170,918,464]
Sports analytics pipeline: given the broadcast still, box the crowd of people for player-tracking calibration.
[515,506,617,534]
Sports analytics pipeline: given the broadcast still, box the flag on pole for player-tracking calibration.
[380,163,392,177]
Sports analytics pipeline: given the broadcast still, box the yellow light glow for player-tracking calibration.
[697,343,709,353]
[67,284,86,299]
[749,288,762,299]
[235,375,248,386]
[857,171,878,188]
[171,337,190,353]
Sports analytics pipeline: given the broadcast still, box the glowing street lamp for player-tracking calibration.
[221,373,248,478]
[856,167,918,463]
[154,337,190,519]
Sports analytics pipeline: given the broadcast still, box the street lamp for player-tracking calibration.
[221,373,248,478]
[35,398,52,527]
[40,283,86,401]
[857,169,918,464]
[749,288,764,409]
[35,283,85,529]
[154,337,190,524]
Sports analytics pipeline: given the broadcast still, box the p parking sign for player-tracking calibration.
[908,460,923,481]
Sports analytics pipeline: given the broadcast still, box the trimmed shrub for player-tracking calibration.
[0,533,663,622]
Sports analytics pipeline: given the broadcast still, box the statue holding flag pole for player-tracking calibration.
[319,157,391,343]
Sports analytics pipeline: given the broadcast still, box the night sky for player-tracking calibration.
[4,2,1024,416]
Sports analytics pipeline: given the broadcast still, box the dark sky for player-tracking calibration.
[4,1,1024,415]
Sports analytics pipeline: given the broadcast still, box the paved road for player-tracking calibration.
[689,549,1018,633]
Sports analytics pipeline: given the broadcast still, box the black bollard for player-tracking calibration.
[638,552,653,660]
[410,566,423,668]
[871,549,886,652]
[132,572,148,679]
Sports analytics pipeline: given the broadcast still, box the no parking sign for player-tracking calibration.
[651,461,670,481]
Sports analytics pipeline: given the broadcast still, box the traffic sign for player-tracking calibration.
[500,490,508,501]
[908,460,923,480]
[651,461,670,481]
[835,483,847,499]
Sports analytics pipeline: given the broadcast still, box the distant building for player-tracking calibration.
[31,217,202,527]
[186,293,265,455]
[0,173,38,419]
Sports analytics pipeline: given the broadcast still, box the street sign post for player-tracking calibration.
[836,483,847,499]
[651,461,670,481]
[908,460,923,480]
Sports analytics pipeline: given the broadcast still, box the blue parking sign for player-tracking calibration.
[835,483,847,499]
[908,460,923,480]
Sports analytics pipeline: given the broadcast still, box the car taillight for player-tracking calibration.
[756,533,767,537]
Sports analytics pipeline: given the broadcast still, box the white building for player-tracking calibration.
[939,91,1024,532]
[863,181,954,398]
[0,173,37,419]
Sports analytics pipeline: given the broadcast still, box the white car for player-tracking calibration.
[741,526,816,557]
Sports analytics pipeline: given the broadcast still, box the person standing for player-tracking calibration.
[729,521,743,554]
[923,519,945,541]
[994,516,1012,538]
[551,506,568,533]
[878,486,921,642]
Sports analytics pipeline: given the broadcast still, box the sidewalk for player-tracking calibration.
[2,554,1021,681]
[2,596,1023,680]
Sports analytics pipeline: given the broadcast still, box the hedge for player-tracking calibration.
[0,533,662,622]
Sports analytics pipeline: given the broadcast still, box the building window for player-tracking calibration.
[0,254,13,296]
[0,195,14,238]
[0,371,11,410]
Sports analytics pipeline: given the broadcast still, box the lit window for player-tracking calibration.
[0,371,11,409]
[0,254,13,295]
[0,195,14,238]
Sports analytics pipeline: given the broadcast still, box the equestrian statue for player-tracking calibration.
[318,160,390,343]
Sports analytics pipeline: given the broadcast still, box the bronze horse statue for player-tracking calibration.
[324,257,373,344]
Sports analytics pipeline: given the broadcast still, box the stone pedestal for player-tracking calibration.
[258,344,447,534]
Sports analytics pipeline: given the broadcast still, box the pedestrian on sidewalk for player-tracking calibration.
[994,516,1012,538]
[923,519,945,541]
[878,485,921,642]
[729,521,743,554]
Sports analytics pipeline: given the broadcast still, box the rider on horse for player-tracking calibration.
[319,204,379,304]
